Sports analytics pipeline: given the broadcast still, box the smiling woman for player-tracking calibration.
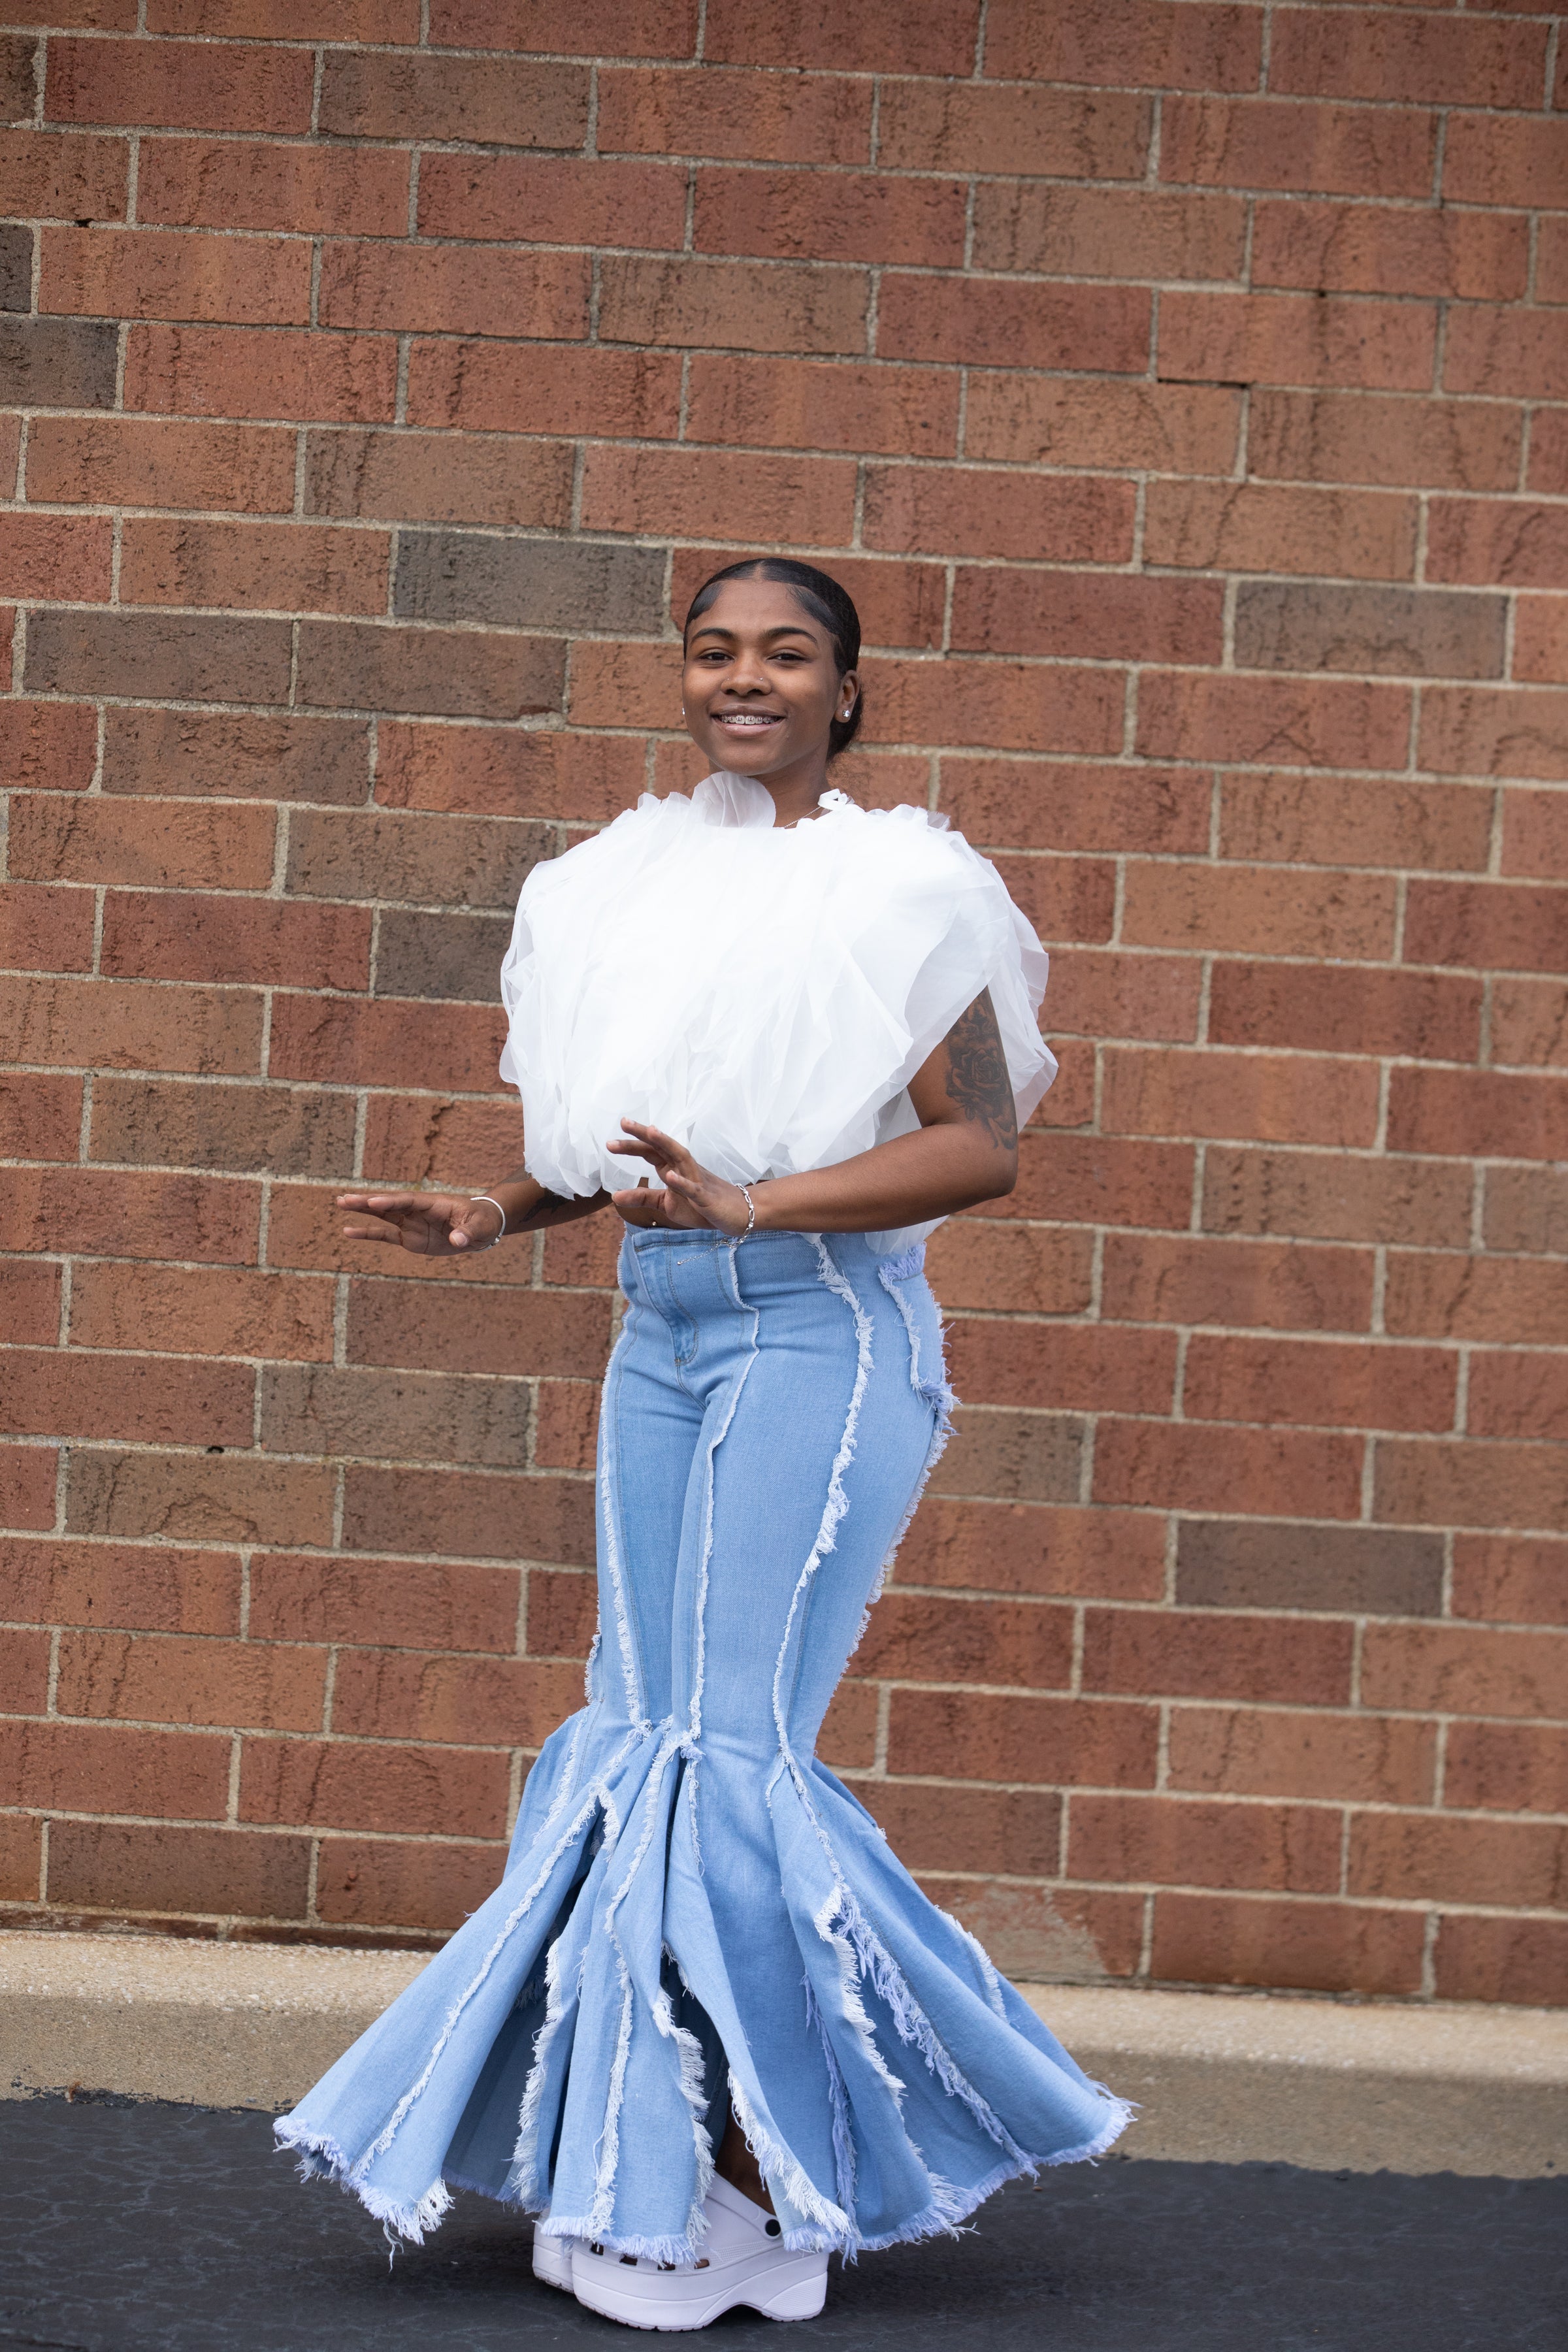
[278,559,1127,2332]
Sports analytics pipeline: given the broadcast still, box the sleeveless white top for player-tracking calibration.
[498,772,1056,1257]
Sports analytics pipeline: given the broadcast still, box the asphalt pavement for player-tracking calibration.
[0,2093,1561,2352]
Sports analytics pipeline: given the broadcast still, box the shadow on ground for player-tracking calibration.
[1,2095,1561,2351]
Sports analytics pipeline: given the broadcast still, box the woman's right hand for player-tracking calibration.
[335,1192,504,1256]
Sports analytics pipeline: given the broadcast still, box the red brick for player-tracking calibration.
[418,153,684,251]
[1385,1253,1568,1348]
[316,49,587,146]
[374,725,640,823]
[863,467,1132,568]
[0,972,261,1079]
[1184,1333,1455,1434]
[149,0,419,33]
[892,1501,1166,1603]
[69,1262,333,1363]
[888,77,1147,180]
[862,658,1123,759]
[45,36,313,132]
[933,761,1202,857]
[1270,9,1547,108]
[1373,1439,1568,1533]
[1491,980,1568,1070]
[696,167,964,270]
[863,1782,1063,1880]
[404,338,679,440]
[120,517,388,619]
[1446,111,1568,210]
[0,512,102,602]
[1445,308,1568,403]
[267,995,501,1096]
[1445,1722,1568,1818]
[305,428,572,531]
[28,414,295,514]
[248,1555,515,1656]
[1160,96,1435,199]
[1454,1535,1568,1629]
[1146,480,1416,580]
[1043,951,1204,1043]
[1070,1793,1341,1894]
[0,128,126,220]
[1484,1166,1568,1258]
[985,0,1259,88]
[139,137,408,237]
[340,1465,595,1567]
[581,446,855,547]
[0,883,94,975]
[0,1262,61,1347]
[684,355,956,461]
[1123,861,1395,961]
[1105,1046,1379,1149]
[1405,879,1568,976]
[924,1222,1092,1317]
[40,225,309,326]
[1084,1607,1352,1707]
[1094,1419,1364,1518]
[314,1835,501,1935]
[296,621,563,723]
[285,804,549,911]
[1009,1134,1196,1230]
[1428,500,1568,594]
[597,254,867,357]
[1350,1814,1567,1910]
[1390,1067,1568,1163]
[0,1627,51,1712]
[100,893,365,992]
[0,1717,228,1818]
[334,1652,580,1749]
[46,1819,308,1920]
[975,854,1114,947]
[10,795,274,893]
[0,1448,58,1532]
[124,322,397,426]
[56,1630,323,1732]
[1248,389,1520,495]
[239,1736,508,1839]
[0,1345,252,1448]
[953,573,1217,671]
[525,1568,595,1660]
[849,1592,1073,1691]
[1171,1708,1434,1807]
[879,275,1148,373]
[1208,961,1479,1061]
[0,701,96,794]
[886,1688,1154,1789]
[1420,688,1568,783]
[1218,770,1491,872]
[597,63,868,163]
[704,0,977,74]
[1151,1893,1425,1998]
[919,1880,1144,1984]
[975,182,1242,283]
[1513,603,1568,691]
[88,1075,353,1181]
[1158,290,1435,393]
[1136,672,1410,771]
[317,244,588,340]
[964,376,1237,474]
[63,1447,327,1548]
[0,1817,42,1905]
[1254,200,1526,303]
[0,1070,80,1162]
[1433,1914,1568,2010]
[947,1321,1175,1418]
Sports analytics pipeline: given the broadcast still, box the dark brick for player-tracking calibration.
[1233,582,1507,680]
[295,621,564,721]
[25,610,291,705]
[88,1077,356,1178]
[0,35,37,122]
[46,1819,310,1921]
[259,1362,532,1470]
[927,1406,1085,1504]
[395,532,667,634]
[0,223,31,312]
[1177,1520,1445,1617]
[103,709,369,806]
[0,317,119,410]
[287,809,551,912]
[374,909,512,1002]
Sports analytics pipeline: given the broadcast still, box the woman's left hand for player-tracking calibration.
[608,1121,753,1235]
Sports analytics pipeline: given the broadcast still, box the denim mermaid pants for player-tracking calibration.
[277,1228,1129,2260]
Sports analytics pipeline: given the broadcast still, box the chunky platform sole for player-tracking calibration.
[531,2230,576,2292]
[571,2240,827,2331]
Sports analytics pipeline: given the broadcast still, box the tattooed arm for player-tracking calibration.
[613,990,1021,1236]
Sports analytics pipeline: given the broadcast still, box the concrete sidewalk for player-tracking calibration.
[2,1929,1564,2178]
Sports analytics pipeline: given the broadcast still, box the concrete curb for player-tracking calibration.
[2,1933,1562,2179]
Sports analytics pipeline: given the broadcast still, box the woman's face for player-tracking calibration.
[681,577,857,780]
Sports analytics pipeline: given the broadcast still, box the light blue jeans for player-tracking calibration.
[278,1228,1128,2261]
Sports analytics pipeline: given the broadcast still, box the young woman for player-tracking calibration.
[278,559,1130,2330]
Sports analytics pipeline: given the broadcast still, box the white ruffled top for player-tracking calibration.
[498,772,1056,1257]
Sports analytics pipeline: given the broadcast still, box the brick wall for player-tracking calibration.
[1,1,1565,2009]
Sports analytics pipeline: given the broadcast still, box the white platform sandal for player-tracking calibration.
[531,2229,578,2292]
[570,2173,828,2330]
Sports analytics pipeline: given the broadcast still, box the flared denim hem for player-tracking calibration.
[276,1230,1131,2261]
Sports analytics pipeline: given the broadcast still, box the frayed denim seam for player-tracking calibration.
[685,1237,760,1752]
[598,1308,651,1735]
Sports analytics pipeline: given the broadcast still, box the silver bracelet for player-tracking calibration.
[738,1183,757,1239]
[470,1194,508,1248]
